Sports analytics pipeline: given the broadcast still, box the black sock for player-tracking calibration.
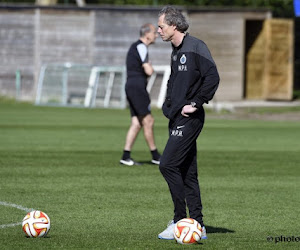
[122,150,130,160]
[151,149,160,160]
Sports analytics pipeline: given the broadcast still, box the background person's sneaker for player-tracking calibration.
[151,157,160,165]
[120,158,142,166]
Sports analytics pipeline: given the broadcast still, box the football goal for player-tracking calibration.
[35,63,170,109]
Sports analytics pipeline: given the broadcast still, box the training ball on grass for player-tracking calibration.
[22,210,50,237]
[174,218,202,244]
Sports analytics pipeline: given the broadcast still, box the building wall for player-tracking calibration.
[0,9,35,98]
[189,12,245,101]
[0,6,271,102]
[92,10,171,66]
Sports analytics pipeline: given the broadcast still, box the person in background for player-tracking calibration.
[157,6,220,240]
[120,23,161,166]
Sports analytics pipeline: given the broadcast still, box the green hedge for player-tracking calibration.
[1,0,295,17]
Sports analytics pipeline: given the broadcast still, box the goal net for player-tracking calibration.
[35,63,170,109]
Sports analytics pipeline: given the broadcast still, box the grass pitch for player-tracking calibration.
[0,100,300,249]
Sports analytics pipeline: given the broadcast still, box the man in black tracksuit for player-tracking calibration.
[157,6,220,240]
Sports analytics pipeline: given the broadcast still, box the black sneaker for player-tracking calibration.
[151,157,160,165]
[120,158,142,166]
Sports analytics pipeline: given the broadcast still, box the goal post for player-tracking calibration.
[35,63,127,108]
[148,65,171,108]
[35,63,170,109]
[83,66,127,108]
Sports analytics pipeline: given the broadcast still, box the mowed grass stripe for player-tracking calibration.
[0,101,300,249]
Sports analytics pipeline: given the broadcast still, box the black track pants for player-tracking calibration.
[159,108,205,225]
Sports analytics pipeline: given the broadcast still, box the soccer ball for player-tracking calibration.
[174,218,202,244]
[22,210,50,238]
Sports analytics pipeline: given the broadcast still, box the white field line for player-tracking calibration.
[0,201,35,229]
[0,222,22,229]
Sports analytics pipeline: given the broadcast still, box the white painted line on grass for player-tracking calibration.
[0,222,22,229]
[0,201,35,229]
[0,201,34,212]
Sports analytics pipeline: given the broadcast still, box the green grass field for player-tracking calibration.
[0,100,300,249]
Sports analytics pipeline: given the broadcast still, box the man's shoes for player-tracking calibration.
[201,226,207,239]
[151,157,160,165]
[157,220,207,240]
[158,220,175,240]
[151,150,161,165]
[120,158,142,166]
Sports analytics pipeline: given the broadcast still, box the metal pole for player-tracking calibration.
[62,67,69,105]
[15,70,21,100]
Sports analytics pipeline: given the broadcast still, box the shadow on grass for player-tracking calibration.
[206,225,235,234]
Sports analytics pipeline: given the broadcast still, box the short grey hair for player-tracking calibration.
[158,6,189,33]
[140,23,153,37]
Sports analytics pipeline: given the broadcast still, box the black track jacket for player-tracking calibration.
[162,33,220,120]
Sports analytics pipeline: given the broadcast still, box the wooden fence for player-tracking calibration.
[246,19,294,100]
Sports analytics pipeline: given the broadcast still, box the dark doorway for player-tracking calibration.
[294,17,300,92]
[244,20,264,98]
